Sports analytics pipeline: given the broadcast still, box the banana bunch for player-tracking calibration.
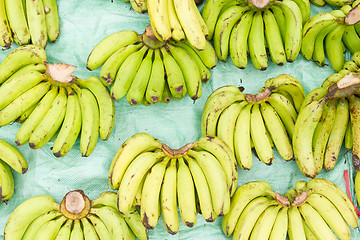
[287,179,358,240]
[202,0,309,70]
[108,133,236,234]
[201,74,305,169]
[0,45,115,157]
[120,0,208,50]
[147,0,208,50]
[0,139,28,203]
[4,190,148,240]
[123,0,208,50]
[87,27,217,104]
[1,0,60,49]
[221,181,291,239]
[223,179,358,239]
[293,54,360,177]
[310,0,354,7]
[301,3,360,72]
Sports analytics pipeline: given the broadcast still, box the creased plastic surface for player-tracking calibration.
[0,0,359,239]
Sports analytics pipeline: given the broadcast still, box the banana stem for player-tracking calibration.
[44,61,77,84]
[326,72,360,99]
[245,87,272,104]
[161,143,194,158]
[345,3,360,25]
[292,191,308,206]
[247,0,271,9]
[274,192,291,207]
[141,25,166,49]
[59,190,91,220]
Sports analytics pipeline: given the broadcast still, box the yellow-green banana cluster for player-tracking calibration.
[120,0,208,50]
[301,3,360,72]
[202,0,309,70]
[222,181,291,239]
[0,138,28,203]
[287,179,358,240]
[0,45,115,158]
[1,0,60,48]
[310,0,354,7]
[147,0,208,49]
[4,190,148,240]
[87,27,217,104]
[223,179,358,239]
[108,133,236,234]
[201,74,305,169]
[294,56,360,177]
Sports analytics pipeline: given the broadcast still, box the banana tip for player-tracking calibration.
[185,221,195,228]
[53,151,62,158]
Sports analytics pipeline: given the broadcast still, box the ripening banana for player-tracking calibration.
[185,155,215,222]
[0,138,28,174]
[15,85,59,146]
[160,158,180,235]
[146,49,165,104]
[167,44,202,100]
[77,76,115,141]
[232,197,276,240]
[325,24,346,72]
[213,6,249,62]
[0,82,51,127]
[306,193,351,240]
[263,9,287,66]
[274,0,302,62]
[28,86,67,149]
[250,104,274,165]
[117,151,165,214]
[26,0,47,48]
[127,49,154,105]
[229,10,254,69]
[5,0,30,45]
[323,98,349,171]
[301,13,337,60]
[110,46,148,100]
[248,10,268,71]
[176,157,197,228]
[0,159,14,202]
[188,150,230,217]
[306,178,358,228]
[108,133,162,190]
[76,87,100,157]
[160,47,187,99]
[0,0,12,48]
[147,0,171,41]
[201,85,244,136]
[43,0,60,42]
[4,195,59,240]
[52,88,81,158]
[173,0,206,50]
[234,103,253,169]
[349,95,360,171]
[140,157,169,229]
[293,99,326,178]
[87,31,141,71]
